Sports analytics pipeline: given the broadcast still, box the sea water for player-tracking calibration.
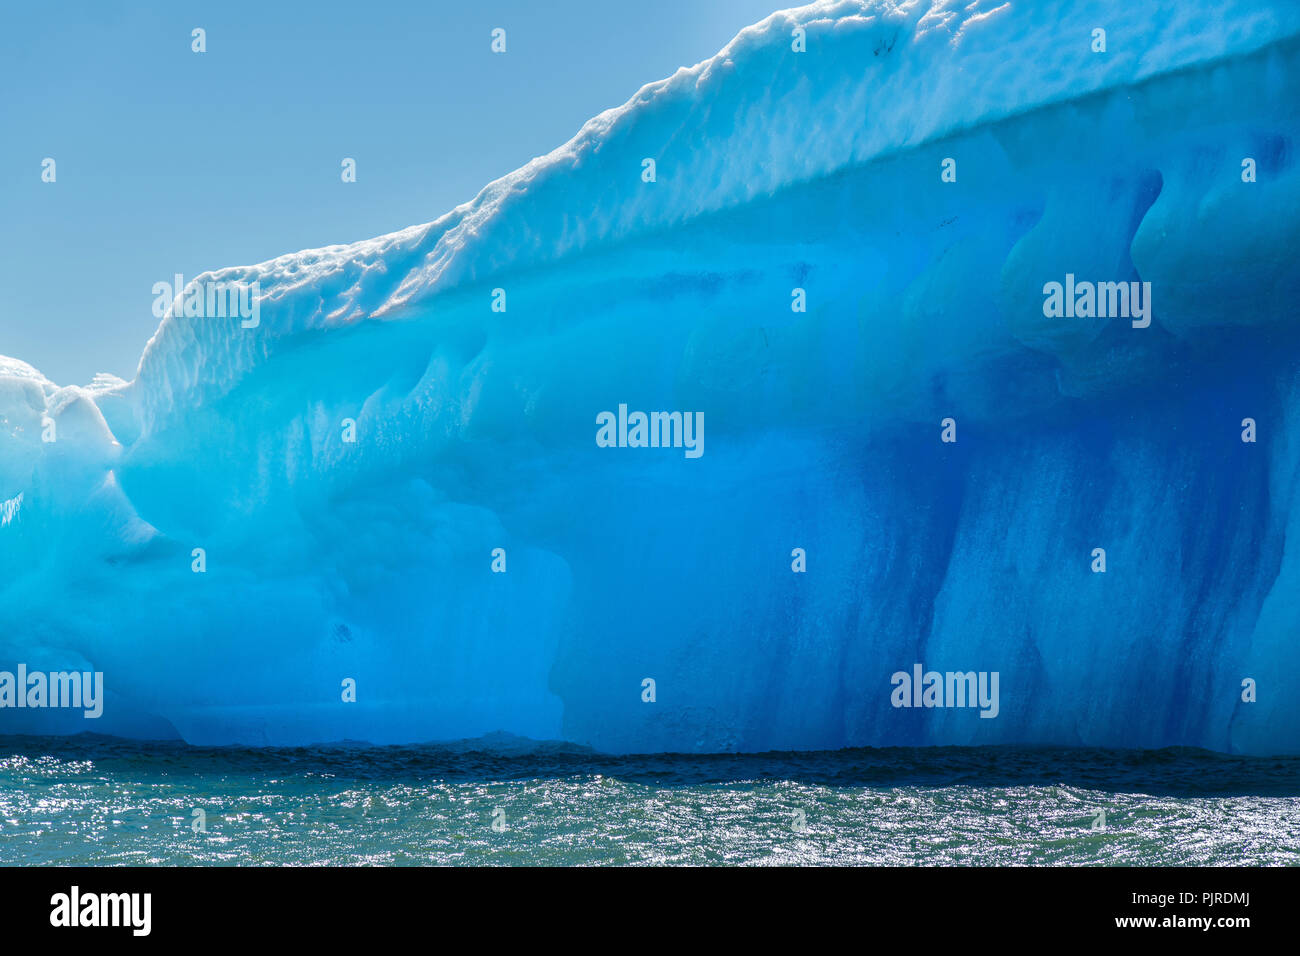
[3,737,1297,866]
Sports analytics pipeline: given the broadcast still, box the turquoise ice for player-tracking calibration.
[2,0,1299,752]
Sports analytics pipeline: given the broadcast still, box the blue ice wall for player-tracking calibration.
[2,0,1299,752]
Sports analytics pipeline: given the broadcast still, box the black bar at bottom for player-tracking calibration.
[0,865,1280,942]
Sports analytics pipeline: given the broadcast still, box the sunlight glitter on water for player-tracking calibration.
[2,738,1297,865]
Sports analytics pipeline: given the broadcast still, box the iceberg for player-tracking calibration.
[2,0,1299,753]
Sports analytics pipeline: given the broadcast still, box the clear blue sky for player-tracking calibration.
[0,0,782,386]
